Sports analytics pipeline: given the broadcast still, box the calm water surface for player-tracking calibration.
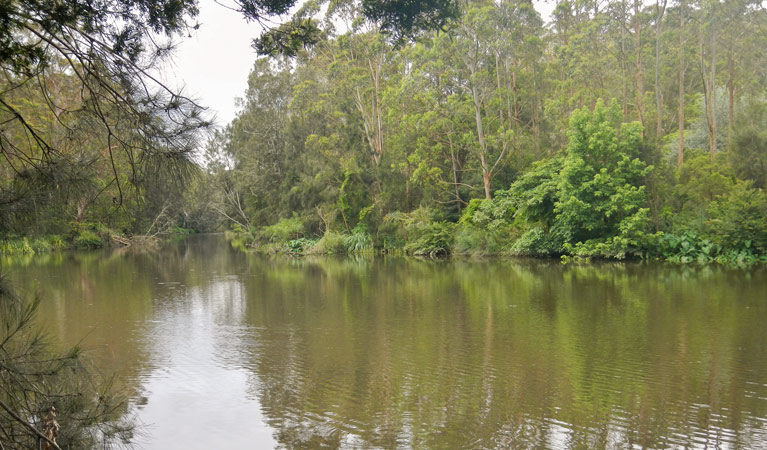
[4,234,767,449]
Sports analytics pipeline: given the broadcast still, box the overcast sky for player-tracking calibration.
[166,0,556,127]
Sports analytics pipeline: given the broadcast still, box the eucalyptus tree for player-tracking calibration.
[453,3,518,200]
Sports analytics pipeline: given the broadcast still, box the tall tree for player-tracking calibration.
[677,0,687,167]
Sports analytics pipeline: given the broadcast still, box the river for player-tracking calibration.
[4,234,767,448]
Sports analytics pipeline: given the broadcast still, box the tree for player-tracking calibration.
[0,0,208,233]
[555,99,651,251]
[246,0,460,55]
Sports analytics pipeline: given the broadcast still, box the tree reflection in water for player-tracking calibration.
[5,235,767,449]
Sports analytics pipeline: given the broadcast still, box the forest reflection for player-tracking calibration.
[5,235,767,449]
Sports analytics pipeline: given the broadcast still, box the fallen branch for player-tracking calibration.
[111,235,132,246]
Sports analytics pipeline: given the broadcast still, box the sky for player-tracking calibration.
[166,0,556,127]
[164,0,264,127]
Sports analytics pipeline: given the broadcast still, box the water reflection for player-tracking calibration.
[4,236,767,449]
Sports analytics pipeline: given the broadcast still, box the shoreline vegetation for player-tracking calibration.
[193,1,767,271]
[0,225,195,257]
[4,2,767,270]
[225,225,767,267]
[222,101,767,267]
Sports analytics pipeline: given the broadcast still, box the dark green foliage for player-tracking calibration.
[69,222,109,250]
[506,158,563,227]
[553,100,652,251]
[653,231,766,266]
[248,0,459,54]
[731,99,767,189]
[510,227,564,257]
[704,181,767,254]
[254,18,324,57]
[0,0,198,74]
[362,0,460,42]
[404,221,455,257]
[454,196,516,255]
[500,100,653,259]
[73,230,104,249]
[287,237,317,254]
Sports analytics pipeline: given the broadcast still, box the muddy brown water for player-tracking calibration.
[5,234,767,449]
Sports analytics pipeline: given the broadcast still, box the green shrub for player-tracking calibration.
[454,195,516,255]
[259,216,304,243]
[704,181,767,254]
[309,231,348,255]
[48,235,65,250]
[74,230,103,249]
[377,212,408,250]
[649,230,765,266]
[287,237,317,254]
[502,100,652,260]
[404,221,455,257]
[344,230,372,254]
[510,227,562,256]
[0,238,34,256]
[29,238,52,253]
[170,226,196,235]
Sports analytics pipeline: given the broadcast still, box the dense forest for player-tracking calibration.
[3,0,767,264]
[212,0,767,263]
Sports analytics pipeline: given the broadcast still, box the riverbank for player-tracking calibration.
[0,224,196,257]
[226,223,767,267]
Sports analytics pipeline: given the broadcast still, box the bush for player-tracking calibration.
[454,196,516,255]
[74,230,103,249]
[404,221,455,257]
[510,227,563,256]
[0,235,67,256]
[502,99,652,260]
[344,230,372,254]
[704,181,767,254]
[259,216,304,243]
[287,237,317,254]
[377,212,408,250]
[651,231,765,266]
[0,238,34,256]
[48,235,65,250]
[309,231,348,255]
[170,226,196,235]
[376,208,454,257]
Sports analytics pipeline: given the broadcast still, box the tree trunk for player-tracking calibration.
[700,28,717,160]
[481,157,492,200]
[472,82,492,200]
[727,53,735,152]
[450,140,463,212]
[633,0,645,132]
[495,52,506,129]
[655,0,667,139]
[511,66,520,127]
[469,50,492,200]
[677,0,685,168]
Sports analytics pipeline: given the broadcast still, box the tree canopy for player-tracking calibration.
[207,0,767,265]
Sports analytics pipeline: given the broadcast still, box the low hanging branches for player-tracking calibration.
[0,0,209,223]
[0,274,133,448]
